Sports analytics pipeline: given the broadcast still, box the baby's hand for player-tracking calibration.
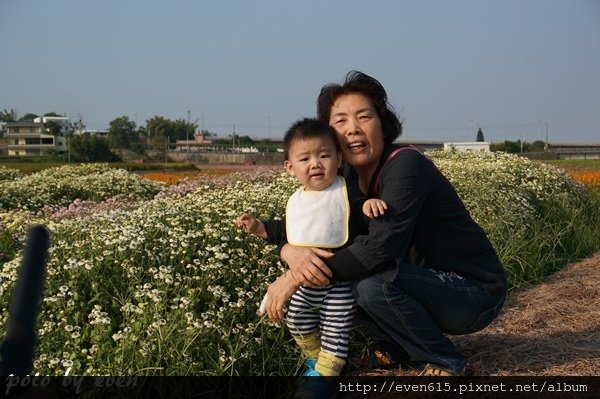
[236,213,259,233]
[363,199,387,218]
[235,213,267,238]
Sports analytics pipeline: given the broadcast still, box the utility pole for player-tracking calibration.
[544,121,549,152]
[520,133,524,153]
[232,124,236,152]
[186,110,191,155]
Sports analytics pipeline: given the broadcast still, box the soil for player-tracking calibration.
[354,252,600,376]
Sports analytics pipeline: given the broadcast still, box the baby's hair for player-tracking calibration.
[283,117,340,160]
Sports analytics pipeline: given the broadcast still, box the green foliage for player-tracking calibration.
[429,150,600,289]
[476,127,484,142]
[17,113,38,123]
[0,163,163,211]
[108,116,139,150]
[0,228,18,262]
[542,159,600,171]
[145,116,197,150]
[17,113,39,123]
[0,169,297,375]
[0,161,196,174]
[43,120,63,136]
[70,135,121,162]
[0,109,17,123]
[491,140,546,153]
[0,166,23,181]
[0,154,598,375]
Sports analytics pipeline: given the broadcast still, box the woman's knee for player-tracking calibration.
[351,276,381,306]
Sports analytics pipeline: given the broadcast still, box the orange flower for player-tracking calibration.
[140,171,199,185]
[565,169,600,190]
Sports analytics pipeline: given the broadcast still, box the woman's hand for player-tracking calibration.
[280,244,334,287]
[265,272,300,322]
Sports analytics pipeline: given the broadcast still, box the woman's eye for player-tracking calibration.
[321,154,331,158]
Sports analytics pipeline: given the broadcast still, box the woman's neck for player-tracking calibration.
[355,164,379,194]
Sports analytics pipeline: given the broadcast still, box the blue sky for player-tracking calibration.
[1,0,599,143]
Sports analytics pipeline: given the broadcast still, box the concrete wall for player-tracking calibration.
[167,152,284,165]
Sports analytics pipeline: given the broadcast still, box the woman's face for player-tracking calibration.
[328,93,384,172]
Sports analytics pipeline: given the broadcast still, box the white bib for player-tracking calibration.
[285,176,349,248]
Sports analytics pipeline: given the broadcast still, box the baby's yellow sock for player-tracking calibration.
[315,351,346,376]
[293,331,321,360]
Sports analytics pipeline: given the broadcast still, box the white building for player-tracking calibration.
[5,122,67,156]
[443,142,490,152]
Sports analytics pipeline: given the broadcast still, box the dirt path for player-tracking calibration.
[360,252,600,376]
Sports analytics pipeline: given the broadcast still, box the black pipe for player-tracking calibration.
[0,224,49,376]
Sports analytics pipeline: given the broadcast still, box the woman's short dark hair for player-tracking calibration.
[283,117,340,160]
[317,71,403,145]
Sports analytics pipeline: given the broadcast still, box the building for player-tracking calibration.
[175,131,214,151]
[443,141,490,152]
[77,129,109,138]
[550,143,600,159]
[5,122,66,156]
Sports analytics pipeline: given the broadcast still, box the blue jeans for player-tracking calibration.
[351,262,506,373]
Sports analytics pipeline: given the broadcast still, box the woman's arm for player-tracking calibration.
[327,151,431,281]
[262,218,286,245]
[264,271,301,322]
[280,244,334,286]
[263,219,335,286]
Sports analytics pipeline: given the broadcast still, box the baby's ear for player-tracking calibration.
[336,151,343,168]
[284,160,296,177]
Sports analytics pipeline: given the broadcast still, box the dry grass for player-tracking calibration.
[352,252,600,376]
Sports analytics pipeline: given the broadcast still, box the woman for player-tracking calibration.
[263,71,506,376]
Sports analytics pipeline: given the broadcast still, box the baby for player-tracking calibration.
[236,117,386,377]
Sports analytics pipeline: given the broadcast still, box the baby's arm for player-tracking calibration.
[235,213,268,239]
[363,198,387,219]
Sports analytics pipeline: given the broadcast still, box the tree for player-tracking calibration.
[530,140,545,152]
[108,116,137,149]
[44,121,63,135]
[0,109,17,122]
[238,135,254,145]
[171,119,196,142]
[70,134,120,162]
[476,127,485,142]
[42,112,72,135]
[257,138,275,153]
[145,116,197,149]
[17,113,39,123]
[490,140,519,153]
[145,116,171,150]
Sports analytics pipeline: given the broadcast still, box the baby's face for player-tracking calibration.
[284,136,342,191]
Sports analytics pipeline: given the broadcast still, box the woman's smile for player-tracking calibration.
[346,140,368,154]
[329,93,384,177]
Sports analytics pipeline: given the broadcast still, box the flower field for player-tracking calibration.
[563,169,600,190]
[0,153,599,376]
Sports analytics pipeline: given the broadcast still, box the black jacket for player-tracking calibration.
[265,144,506,295]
